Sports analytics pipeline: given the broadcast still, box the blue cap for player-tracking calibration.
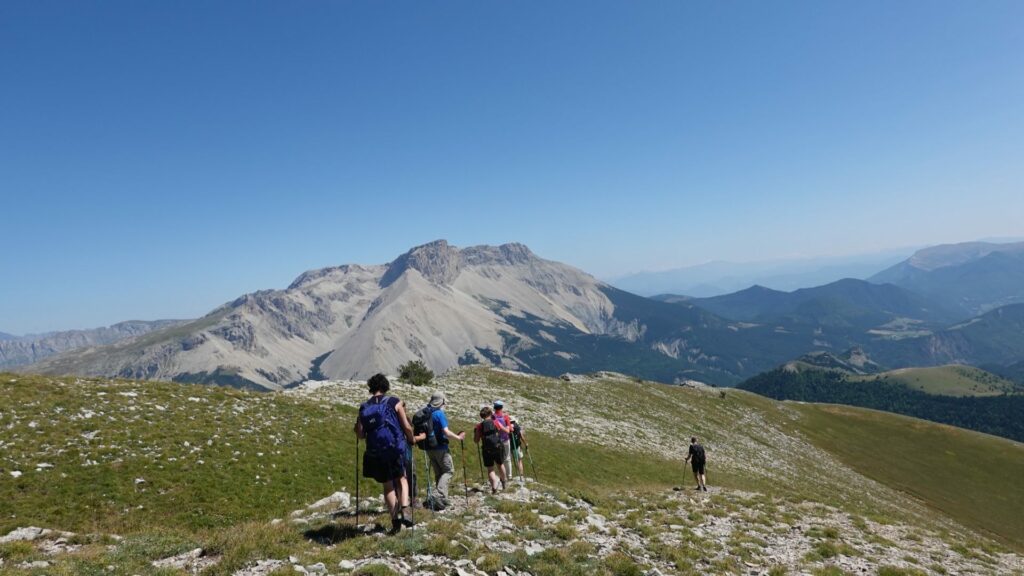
[493,400,504,409]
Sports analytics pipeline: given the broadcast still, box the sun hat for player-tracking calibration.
[429,391,445,408]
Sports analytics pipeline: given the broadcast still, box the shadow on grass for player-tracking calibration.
[303,522,385,545]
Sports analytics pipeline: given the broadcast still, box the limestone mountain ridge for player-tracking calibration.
[30,241,754,389]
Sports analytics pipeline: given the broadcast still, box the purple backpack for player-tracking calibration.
[359,396,405,457]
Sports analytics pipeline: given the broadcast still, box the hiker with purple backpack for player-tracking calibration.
[354,373,420,534]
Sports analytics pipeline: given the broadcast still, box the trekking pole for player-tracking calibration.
[526,445,538,481]
[459,438,470,505]
[355,436,360,531]
[423,448,432,512]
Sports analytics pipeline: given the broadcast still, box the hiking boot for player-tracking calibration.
[389,517,402,535]
[702,486,708,492]
[400,505,415,527]
[695,486,702,491]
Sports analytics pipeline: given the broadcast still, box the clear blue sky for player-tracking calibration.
[2,1,1022,334]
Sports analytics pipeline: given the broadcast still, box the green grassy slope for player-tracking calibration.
[850,365,1022,397]
[1,369,1022,575]
[792,402,1024,548]
[0,374,351,535]
[0,373,688,533]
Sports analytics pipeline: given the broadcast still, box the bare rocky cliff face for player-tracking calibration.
[28,241,667,390]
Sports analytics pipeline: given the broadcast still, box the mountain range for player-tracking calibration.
[0,320,185,369]
[19,239,1024,390]
[611,249,913,297]
[31,241,780,388]
[680,278,957,329]
[869,241,1024,318]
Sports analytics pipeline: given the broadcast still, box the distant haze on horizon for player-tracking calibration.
[2,1,1023,334]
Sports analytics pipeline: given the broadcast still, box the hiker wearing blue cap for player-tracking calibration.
[492,400,513,483]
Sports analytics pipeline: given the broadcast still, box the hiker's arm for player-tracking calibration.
[443,426,466,441]
[473,427,481,444]
[395,401,416,443]
[494,419,511,433]
[354,419,365,440]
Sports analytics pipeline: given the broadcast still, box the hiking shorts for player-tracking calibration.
[363,450,406,483]
[482,445,505,468]
[691,460,706,475]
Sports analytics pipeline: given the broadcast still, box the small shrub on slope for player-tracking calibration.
[398,360,434,386]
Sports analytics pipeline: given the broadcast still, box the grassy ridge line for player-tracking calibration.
[740,366,1024,442]
[791,402,1024,551]
[848,365,1022,397]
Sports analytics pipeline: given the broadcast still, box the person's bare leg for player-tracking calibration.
[383,480,398,518]
[488,467,499,492]
[397,475,410,508]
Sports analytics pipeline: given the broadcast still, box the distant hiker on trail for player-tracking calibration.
[412,391,465,511]
[492,400,513,479]
[354,374,418,533]
[509,416,528,480]
[684,436,708,492]
[474,406,508,493]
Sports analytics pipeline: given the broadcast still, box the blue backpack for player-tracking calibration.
[359,396,405,457]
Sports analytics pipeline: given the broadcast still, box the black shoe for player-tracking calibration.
[400,506,415,527]
[695,486,702,491]
[702,486,708,492]
[389,517,402,535]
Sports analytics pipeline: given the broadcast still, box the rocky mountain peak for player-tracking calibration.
[462,242,537,266]
[380,239,463,287]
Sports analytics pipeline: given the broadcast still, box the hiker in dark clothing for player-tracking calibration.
[474,406,507,493]
[354,374,418,533]
[422,391,465,511]
[684,436,708,492]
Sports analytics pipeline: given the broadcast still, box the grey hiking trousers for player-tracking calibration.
[426,448,454,507]
[501,439,512,479]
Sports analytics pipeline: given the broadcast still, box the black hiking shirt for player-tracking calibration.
[688,443,706,464]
